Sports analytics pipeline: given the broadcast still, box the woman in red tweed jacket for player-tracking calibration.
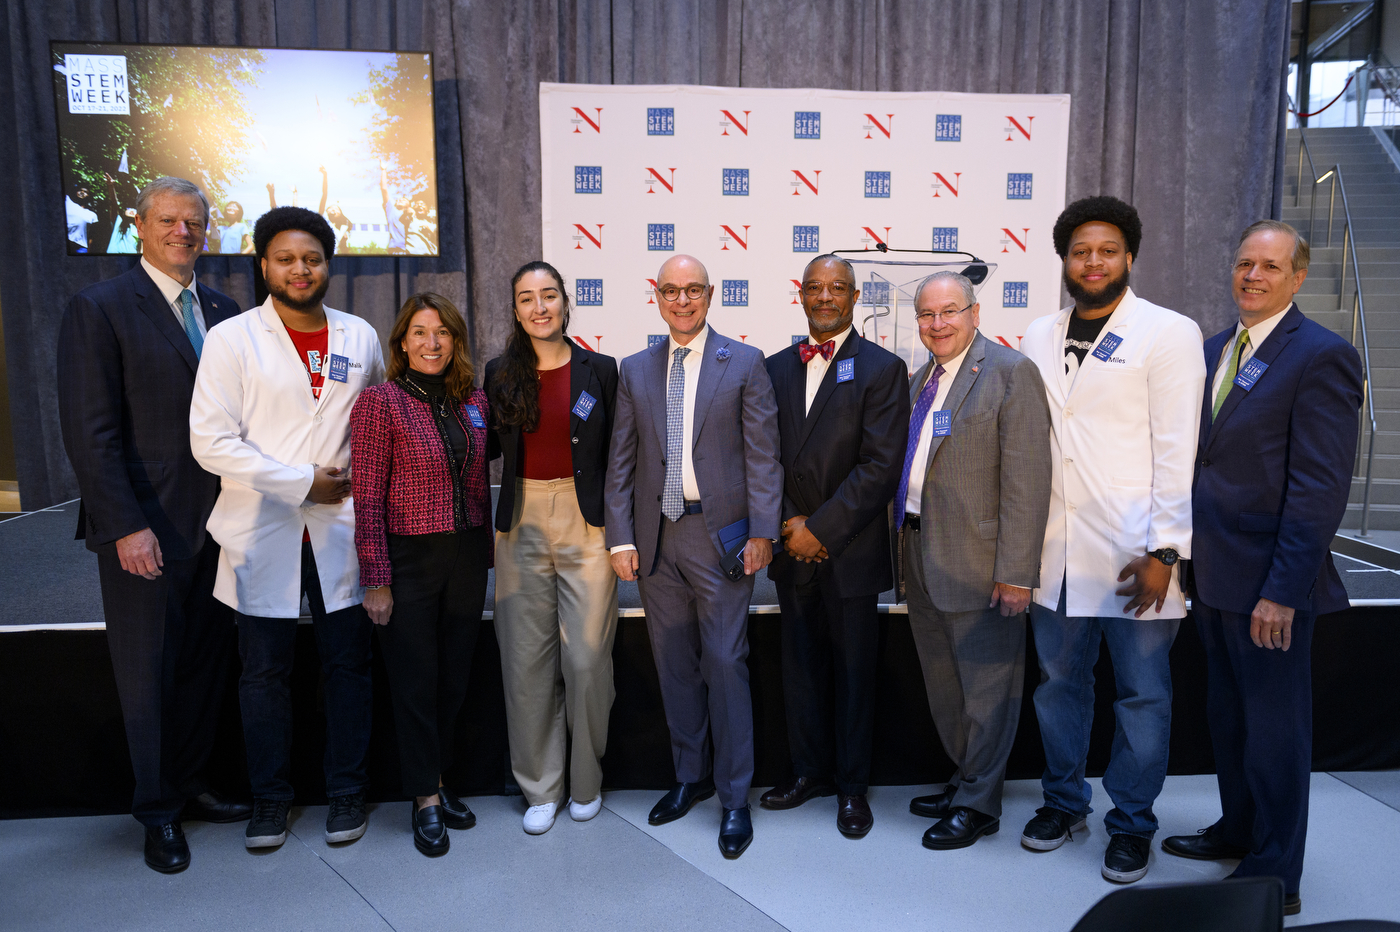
[349,292,491,858]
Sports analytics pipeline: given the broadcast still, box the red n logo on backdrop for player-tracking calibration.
[645,278,659,305]
[789,279,803,305]
[720,110,751,136]
[932,172,961,197]
[571,107,603,133]
[860,227,890,248]
[994,336,1024,349]
[1004,116,1033,141]
[790,170,820,195]
[720,225,750,250]
[646,168,676,193]
[572,224,603,249]
[863,113,894,139]
[572,336,604,351]
[1000,228,1029,252]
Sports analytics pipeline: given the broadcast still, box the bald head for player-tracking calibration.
[657,254,710,288]
[655,254,713,344]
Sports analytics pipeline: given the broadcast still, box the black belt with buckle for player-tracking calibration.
[904,514,921,531]
[682,501,703,515]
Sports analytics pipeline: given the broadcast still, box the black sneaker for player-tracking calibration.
[245,799,291,849]
[325,792,367,843]
[1021,807,1088,851]
[1102,832,1151,883]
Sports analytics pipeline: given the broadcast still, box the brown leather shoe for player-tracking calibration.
[759,776,836,810]
[837,794,873,837]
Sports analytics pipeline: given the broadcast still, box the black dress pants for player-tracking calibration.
[96,537,233,826]
[376,528,490,797]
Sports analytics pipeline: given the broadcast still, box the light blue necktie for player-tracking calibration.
[662,346,691,521]
[178,288,203,358]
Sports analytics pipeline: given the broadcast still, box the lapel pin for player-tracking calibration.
[716,347,731,361]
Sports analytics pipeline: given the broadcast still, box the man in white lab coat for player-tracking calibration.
[1017,197,1204,884]
[191,207,385,852]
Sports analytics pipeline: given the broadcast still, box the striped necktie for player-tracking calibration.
[1212,329,1250,420]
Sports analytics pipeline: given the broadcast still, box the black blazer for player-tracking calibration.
[765,333,910,597]
[485,342,618,531]
[57,263,242,559]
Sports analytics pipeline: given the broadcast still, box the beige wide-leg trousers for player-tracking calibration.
[494,477,618,806]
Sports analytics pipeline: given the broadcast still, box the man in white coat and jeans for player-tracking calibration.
[1018,196,1204,884]
[191,207,385,851]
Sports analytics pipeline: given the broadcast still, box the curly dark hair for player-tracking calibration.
[1052,195,1142,259]
[253,206,336,260]
[489,261,572,432]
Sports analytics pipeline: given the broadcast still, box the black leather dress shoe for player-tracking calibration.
[922,807,999,850]
[413,804,450,856]
[759,776,836,810]
[909,787,955,819]
[648,778,716,826]
[144,822,190,873]
[183,790,252,824]
[837,795,873,838]
[1161,827,1250,861]
[438,787,476,830]
[719,807,753,859]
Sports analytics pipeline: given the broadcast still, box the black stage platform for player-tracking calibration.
[3,501,1398,818]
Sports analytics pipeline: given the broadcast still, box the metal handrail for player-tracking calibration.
[1293,128,1380,535]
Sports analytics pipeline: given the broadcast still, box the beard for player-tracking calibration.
[1064,264,1130,311]
[268,276,330,312]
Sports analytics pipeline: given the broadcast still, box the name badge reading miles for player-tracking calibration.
[326,355,349,382]
[931,410,952,437]
[1234,357,1268,391]
[836,358,854,383]
[465,405,486,429]
[572,390,597,420]
[1091,332,1123,362]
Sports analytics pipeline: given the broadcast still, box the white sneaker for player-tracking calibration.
[523,801,558,835]
[568,796,602,822]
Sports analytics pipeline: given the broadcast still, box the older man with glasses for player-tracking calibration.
[897,271,1052,850]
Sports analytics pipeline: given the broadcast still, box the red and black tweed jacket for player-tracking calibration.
[350,380,493,587]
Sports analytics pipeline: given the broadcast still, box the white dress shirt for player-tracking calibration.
[904,342,971,518]
[1211,307,1289,403]
[141,256,207,337]
[804,326,853,415]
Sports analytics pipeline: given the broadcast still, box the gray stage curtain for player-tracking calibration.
[0,0,1290,508]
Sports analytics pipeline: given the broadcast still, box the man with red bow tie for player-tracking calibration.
[760,254,910,837]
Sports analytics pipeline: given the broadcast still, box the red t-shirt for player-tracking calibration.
[521,364,574,480]
[286,325,329,541]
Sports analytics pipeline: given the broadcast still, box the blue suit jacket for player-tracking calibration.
[58,263,242,559]
[1191,304,1363,615]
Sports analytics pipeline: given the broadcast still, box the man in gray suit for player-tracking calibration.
[606,254,782,859]
[897,271,1052,850]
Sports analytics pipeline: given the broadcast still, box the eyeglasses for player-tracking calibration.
[914,304,974,325]
[801,281,853,297]
[657,283,709,302]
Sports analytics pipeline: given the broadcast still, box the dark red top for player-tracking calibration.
[520,364,573,480]
[286,325,328,542]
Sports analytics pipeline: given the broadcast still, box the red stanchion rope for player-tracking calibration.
[1290,73,1355,118]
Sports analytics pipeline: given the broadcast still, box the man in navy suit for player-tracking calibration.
[759,255,908,838]
[1162,221,1363,916]
[606,254,782,859]
[58,177,247,873]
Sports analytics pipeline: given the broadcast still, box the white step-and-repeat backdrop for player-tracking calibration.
[540,83,1070,371]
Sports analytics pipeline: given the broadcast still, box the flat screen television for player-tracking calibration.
[51,42,439,257]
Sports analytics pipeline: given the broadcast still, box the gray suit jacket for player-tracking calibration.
[905,332,1052,613]
[605,328,782,576]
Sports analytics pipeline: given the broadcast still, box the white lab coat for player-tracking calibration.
[1020,288,1204,618]
[190,300,385,617]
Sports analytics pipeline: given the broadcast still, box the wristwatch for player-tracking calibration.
[1149,548,1179,566]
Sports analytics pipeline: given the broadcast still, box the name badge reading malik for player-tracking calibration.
[836,358,855,383]
[1091,332,1123,362]
[572,390,597,420]
[1234,357,1269,391]
[326,354,349,383]
[931,410,952,437]
[465,405,486,429]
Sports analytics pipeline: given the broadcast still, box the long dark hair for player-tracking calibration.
[386,292,476,400]
[490,260,571,431]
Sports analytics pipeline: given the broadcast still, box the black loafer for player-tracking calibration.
[1161,827,1250,861]
[144,822,190,873]
[719,807,753,859]
[909,788,955,819]
[439,787,476,830]
[183,790,252,824]
[759,776,836,810]
[412,804,450,856]
[922,807,999,850]
[648,777,716,826]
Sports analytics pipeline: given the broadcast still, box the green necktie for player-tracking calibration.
[1212,329,1250,420]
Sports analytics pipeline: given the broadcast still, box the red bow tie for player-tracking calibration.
[799,340,836,364]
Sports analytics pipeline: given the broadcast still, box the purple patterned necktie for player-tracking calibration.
[894,364,945,530]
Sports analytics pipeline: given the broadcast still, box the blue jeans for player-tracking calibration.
[1030,582,1179,837]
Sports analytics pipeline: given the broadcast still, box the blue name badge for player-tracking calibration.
[326,354,349,383]
[572,390,597,420]
[931,410,952,437]
[836,358,854,383]
[1234,357,1269,391]
[1091,332,1123,362]
[465,404,486,429]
